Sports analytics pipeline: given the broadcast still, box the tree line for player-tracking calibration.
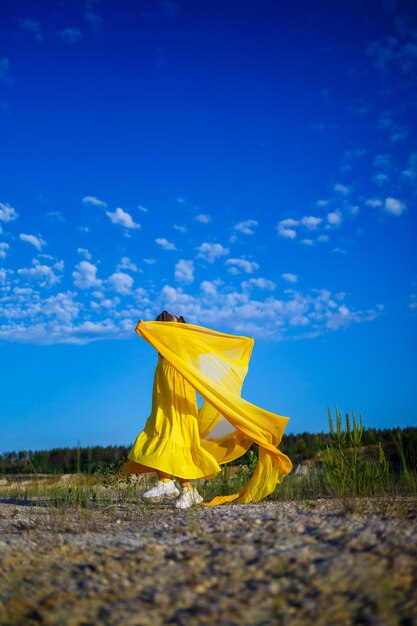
[1,426,416,475]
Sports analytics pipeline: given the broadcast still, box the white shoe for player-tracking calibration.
[141,480,180,500]
[175,487,203,509]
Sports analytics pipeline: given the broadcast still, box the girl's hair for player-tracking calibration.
[156,310,187,323]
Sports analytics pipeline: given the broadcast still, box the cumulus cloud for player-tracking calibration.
[242,277,276,291]
[106,207,140,229]
[174,224,187,233]
[107,272,134,295]
[365,198,383,208]
[384,197,406,216]
[72,261,101,289]
[156,237,176,251]
[234,219,258,235]
[175,259,194,284]
[117,257,139,272]
[82,195,107,208]
[19,233,46,251]
[278,228,297,239]
[300,216,322,230]
[327,210,342,226]
[195,214,211,224]
[200,280,221,297]
[333,183,351,195]
[57,28,83,44]
[77,247,92,260]
[17,259,63,288]
[0,203,18,222]
[0,242,9,258]
[225,258,259,274]
[277,218,298,239]
[155,283,382,339]
[282,273,298,283]
[195,242,229,263]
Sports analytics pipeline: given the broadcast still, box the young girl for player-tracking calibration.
[123,311,292,508]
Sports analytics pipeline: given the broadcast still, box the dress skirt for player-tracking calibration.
[123,356,221,479]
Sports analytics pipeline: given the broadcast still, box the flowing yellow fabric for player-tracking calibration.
[124,321,292,505]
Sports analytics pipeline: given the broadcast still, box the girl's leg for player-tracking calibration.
[156,470,172,481]
[178,478,193,489]
[155,470,192,489]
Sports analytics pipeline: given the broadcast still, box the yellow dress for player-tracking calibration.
[123,321,292,505]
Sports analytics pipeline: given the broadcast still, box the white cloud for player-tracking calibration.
[318,234,329,243]
[278,228,297,239]
[154,283,382,339]
[117,257,139,272]
[282,273,298,284]
[200,280,221,297]
[300,216,322,230]
[333,183,351,195]
[279,218,299,228]
[108,272,134,295]
[195,214,211,224]
[17,260,63,288]
[242,277,276,291]
[174,224,187,233]
[175,259,194,284]
[234,219,258,235]
[77,247,92,260]
[301,239,314,246]
[57,28,82,44]
[138,205,148,213]
[195,242,229,263]
[0,242,9,258]
[327,210,342,226]
[277,218,298,239]
[225,258,259,274]
[82,195,107,208]
[19,233,46,251]
[365,198,383,208]
[143,258,156,264]
[156,237,176,251]
[72,261,101,289]
[106,207,140,229]
[0,203,18,222]
[384,197,406,216]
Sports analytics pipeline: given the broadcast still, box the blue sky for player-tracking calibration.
[1,0,416,452]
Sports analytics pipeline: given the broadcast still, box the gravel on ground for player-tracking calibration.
[0,497,416,626]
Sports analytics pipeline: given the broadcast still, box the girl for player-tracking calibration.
[123,311,292,508]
